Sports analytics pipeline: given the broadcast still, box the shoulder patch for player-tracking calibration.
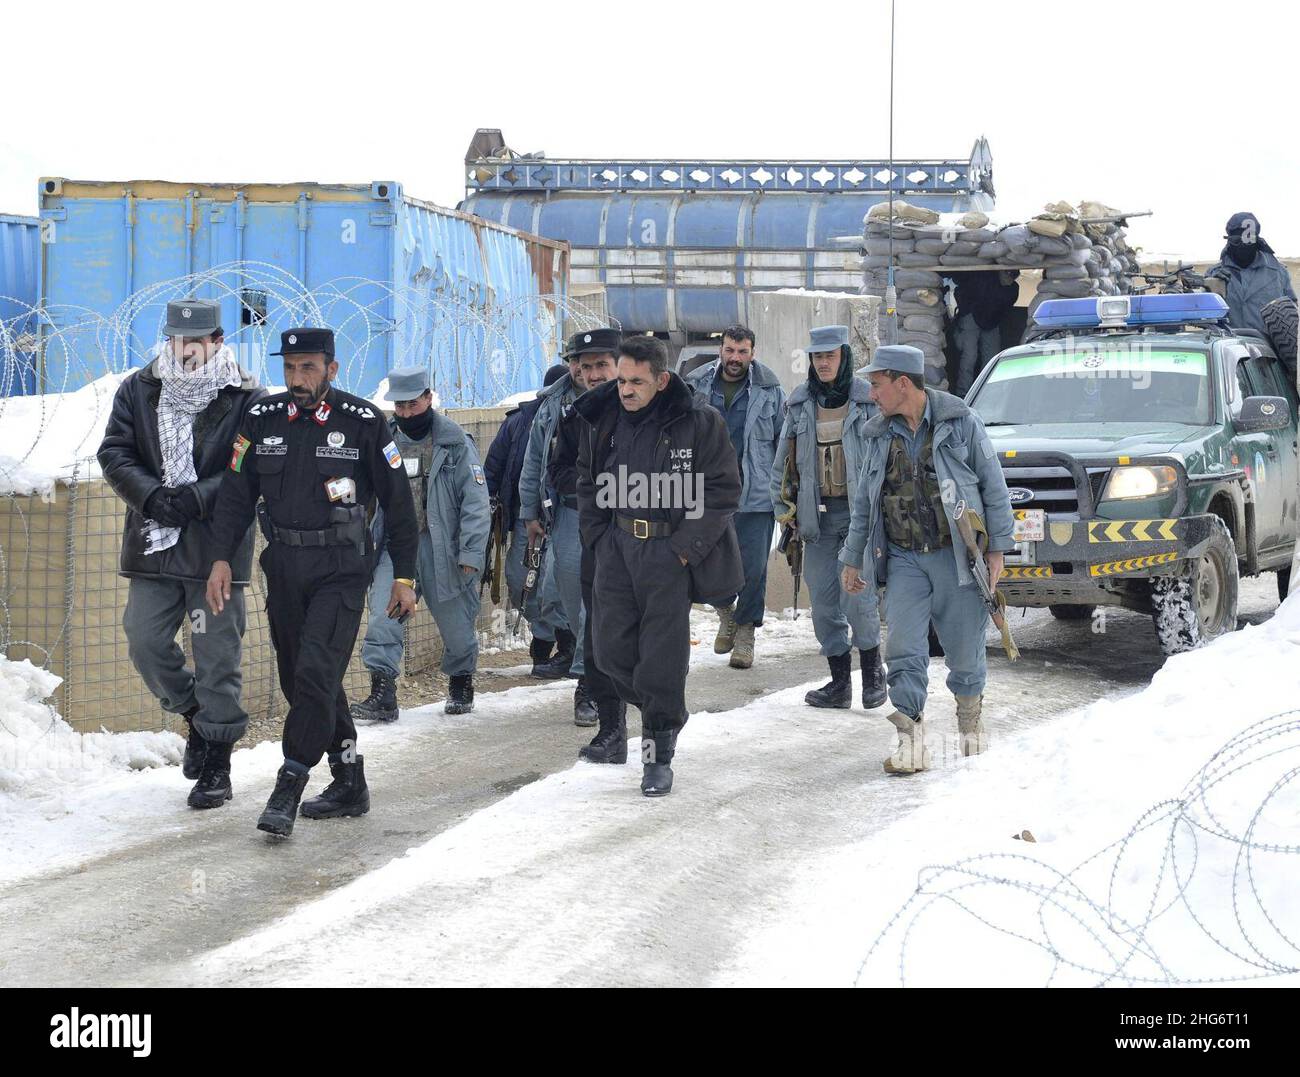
[230,435,251,472]
[383,441,403,469]
[471,463,485,485]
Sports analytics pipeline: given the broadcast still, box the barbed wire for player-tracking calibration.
[857,709,1300,987]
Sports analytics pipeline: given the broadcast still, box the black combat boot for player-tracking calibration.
[187,741,233,809]
[641,730,677,797]
[181,705,206,780]
[805,651,852,708]
[445,673,475,715]
[300,754,371,819]
[532,628,575,680]
[529,637,556,677]
[256,765,311,837]
[579,699,628,764]
[859,646,887,710]
[573,677,598,727]
[349,670,398,723]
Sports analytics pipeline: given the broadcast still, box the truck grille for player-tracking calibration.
[1000,464,1110,517]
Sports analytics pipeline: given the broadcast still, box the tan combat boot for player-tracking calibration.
[730,623,755,669]
[883,710,930,775]
[713,604,738,654]
[955,694,987,757]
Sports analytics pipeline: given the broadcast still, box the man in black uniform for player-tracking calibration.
[575,336,742,796]
[549,330,624,754]
[206,328,419,837]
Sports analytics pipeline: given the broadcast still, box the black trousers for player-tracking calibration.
[580,545,620,707]
[261,543,367,769]
[591,527,691,734]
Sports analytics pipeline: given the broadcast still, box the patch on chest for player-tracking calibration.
[316,445,360,460]
[668,446,694,473]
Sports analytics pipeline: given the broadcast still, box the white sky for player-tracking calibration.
[1,0,1294,261]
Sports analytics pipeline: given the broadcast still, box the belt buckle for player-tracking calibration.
[633,518,649,540]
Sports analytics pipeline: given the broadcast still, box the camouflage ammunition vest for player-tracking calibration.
[815,403,849,498]
[398,427,436,528]
[881,431,952,551]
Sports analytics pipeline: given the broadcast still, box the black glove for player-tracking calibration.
[143,488,187,528]
[174,484,204,523]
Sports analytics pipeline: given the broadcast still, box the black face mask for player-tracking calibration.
[1228,242,1259,268]
[395,408,435,440]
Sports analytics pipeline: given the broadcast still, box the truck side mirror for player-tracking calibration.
[1235,395,1291,433]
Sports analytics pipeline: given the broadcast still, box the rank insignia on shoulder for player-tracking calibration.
[230,435,251,472]
[383,441,403,469]
[471,463,485,485]
[314,402,332,425]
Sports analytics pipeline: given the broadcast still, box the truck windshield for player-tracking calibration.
[971,347,1211,425]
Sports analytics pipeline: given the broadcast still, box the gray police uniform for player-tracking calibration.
[771,376,882,657]
[363,408,490,680]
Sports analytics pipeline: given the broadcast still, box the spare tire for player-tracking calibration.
[1262,297,1297,371]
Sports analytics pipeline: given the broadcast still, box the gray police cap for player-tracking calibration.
[863,344,926,377]
[807,324,849,353]
[163,298,221,338]
[384,365,432,402]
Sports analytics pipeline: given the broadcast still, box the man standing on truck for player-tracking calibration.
[838,344,1015,774]
[1205,212,1296,338]
[683,325,785,670]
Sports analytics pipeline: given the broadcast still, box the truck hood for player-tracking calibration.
[984,422,1215,459]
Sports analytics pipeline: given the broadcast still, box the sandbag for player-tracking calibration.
[1037,279,1095,299]
[944,240,982,256]
[999,225,1034,255]
[899,330,945,349]
[894,269,944,288]
[867,199,939,225]
[898,252,940,267]
[1032,235,1074,257]
[1069,232,1093,250]
[915,237,952,256]
[903,314,942,332]
[899,287,941,306]
[958,228,998,243]
[1043,264,1090,281]
[940,254,986,266]
[977,240,1008,260]
[1028,217,1070,238]
[864,237,913,255]
[958,211,989,229]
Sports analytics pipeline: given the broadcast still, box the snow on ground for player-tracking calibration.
[727,597,1300,988]
[0,372,129,494]
[187,603,1300,988]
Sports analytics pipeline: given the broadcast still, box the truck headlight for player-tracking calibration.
[1101,465,1178,500]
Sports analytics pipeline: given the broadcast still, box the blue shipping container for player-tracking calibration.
[36,179,569,403]
[1,213,41,395]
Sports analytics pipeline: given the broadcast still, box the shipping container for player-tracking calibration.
[36,179,569,403]
[1,213,41,395]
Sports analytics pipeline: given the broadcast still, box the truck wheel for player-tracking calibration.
[1048,604,1093,621]
[1151,518,1239,655]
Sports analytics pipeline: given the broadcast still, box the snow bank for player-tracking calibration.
[731,595,1300,988]
[0,655,183,800]
[0,372,130,495]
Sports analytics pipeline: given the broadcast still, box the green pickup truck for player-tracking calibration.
[965,293,1297,655]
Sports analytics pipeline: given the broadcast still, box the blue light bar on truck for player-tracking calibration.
[1033,293,1230,329]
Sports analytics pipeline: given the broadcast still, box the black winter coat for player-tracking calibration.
[97,360,265,583]
[575,373,743,604]
[484,395,541,525]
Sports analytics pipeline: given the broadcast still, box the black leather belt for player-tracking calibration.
[270,523,354,548]
[615,514,673,539]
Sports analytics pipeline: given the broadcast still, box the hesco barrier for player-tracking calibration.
[0,407,508,735]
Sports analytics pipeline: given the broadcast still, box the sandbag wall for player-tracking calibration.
[861,200,1141,387]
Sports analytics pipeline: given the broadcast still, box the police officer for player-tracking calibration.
[770,325,885,710]
[683,325,786,670]
[575,336,742,796]
[550,332,621,738]
[350,366,490,720]
[518,346,582,678]
[838,344,1015,774]
[206,328,419,837]
[548,329,620,726]
[1204,212,1297,338]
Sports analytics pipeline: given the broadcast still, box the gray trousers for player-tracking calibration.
[362,531,481,678]
[549,505,586,674]
[122,576,248,744]
[804,497,882,657]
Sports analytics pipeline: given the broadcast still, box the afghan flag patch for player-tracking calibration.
[230,435,251,472]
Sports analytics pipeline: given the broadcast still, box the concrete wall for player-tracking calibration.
[748,289,882,397]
